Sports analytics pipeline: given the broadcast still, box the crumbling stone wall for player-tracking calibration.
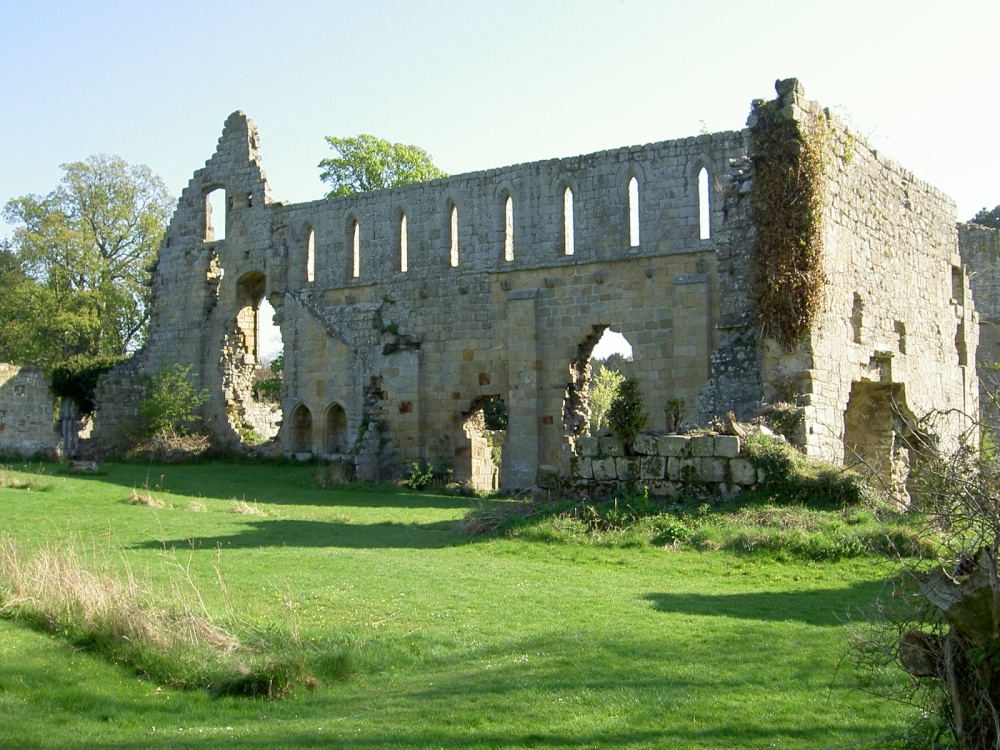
[959,222,1000,430]
[91,80,979,491]
[0,364,55,456]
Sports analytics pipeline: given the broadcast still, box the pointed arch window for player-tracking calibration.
[698,167,711,240]
[306,226,315,283]
[563,186,575,256]
[351,219,360,278]
[400,213,408,273]
[450,204,459,267]
[504,195,514,262]
[628,176,640,247]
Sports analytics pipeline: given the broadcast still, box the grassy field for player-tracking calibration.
[0,460,916,748]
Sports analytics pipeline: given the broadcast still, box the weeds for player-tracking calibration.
[0,534,350,698]
[0,464,51,491]
[230,498,269,516]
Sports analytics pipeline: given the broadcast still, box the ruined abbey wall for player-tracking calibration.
[0,364,54,456]
[89,80,979,492]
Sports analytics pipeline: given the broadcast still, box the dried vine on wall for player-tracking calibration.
[748,97,827,351]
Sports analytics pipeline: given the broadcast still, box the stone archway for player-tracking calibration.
[843,381,913,501]
[323,403,349,455]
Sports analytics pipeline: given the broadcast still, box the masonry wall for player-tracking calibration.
[91,81,980,493]
[0,364,55,456]
[959,222,1000,429]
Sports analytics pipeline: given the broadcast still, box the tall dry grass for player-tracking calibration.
[0,534,349,697]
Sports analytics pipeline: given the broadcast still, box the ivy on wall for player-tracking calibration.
[748,94,827,351]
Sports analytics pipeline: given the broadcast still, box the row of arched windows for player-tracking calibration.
[300,168,712,282]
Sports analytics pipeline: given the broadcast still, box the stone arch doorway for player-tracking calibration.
[323,402,349,455]
[457,396,507,492]
[563,325,635,445]
[843,381,918,502]
[224,271,283,444]
[290,403,313,455]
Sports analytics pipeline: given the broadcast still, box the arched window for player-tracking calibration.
[450,204,459,267]
[563,186,575,256]
[306,226,315,283]
[698,167,711,240]
[324,403,348,454]
[628,176,640,248]
[504,195,514,262]
[205,187,226,242]
[351,219,360,278]
[400,213,408,273]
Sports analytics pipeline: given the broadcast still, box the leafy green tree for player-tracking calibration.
[318,134,447,198]
[138,364,208,436]
[589,363,625,433]
[2,155,174,361]
[971,205,1000,229]
[606,378,647,451]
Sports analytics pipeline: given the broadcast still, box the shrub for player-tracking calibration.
[606,378,647,451]
[138,364,208,436]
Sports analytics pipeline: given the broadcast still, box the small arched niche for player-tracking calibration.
[290,403,313,455]
[323,403,349,455]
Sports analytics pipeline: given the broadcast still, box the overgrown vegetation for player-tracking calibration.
[748,87,828,350]
[606,378,647,451]
[138,363,208,436]
[50,354,125,414]
[0,534,350,698]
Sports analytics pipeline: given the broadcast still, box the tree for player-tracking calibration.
[589,362,625,433]
[970,205,1000,230]
[318,134,447,198]
[2,154,174,362]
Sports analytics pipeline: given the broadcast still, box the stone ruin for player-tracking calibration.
[7,78,998,498]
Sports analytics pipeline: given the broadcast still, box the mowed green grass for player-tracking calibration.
[0,461,914,748]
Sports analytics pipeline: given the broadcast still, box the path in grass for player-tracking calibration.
[0,462,914,748]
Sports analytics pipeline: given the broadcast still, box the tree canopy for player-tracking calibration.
[318,134,447,198]
[971,204,1000,230]
[2,154,174,364]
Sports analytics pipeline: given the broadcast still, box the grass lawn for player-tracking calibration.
[0,461,915,748]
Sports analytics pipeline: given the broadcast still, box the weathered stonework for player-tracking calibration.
[0,365,55,456]
[87,79,980,493]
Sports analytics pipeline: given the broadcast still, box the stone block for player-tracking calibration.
[616,457,641,481]
[537,464,559,489]
[632,433,658,456]
[730,458,757,485]
[714,435,740,458]
[599,437,625,457]
[648,481,680,497]
[575,457,594,480]
[690,435,714,456]
[668,457,699,482]
[576,436,600,457]
[658,435,690,457]
[592,457,617,481]
[640,455,666,480]
[700,457,726,483]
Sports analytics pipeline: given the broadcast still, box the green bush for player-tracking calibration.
[606,378,647,451]
[137,364,208,436]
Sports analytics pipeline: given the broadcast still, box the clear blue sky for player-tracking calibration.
[2,0,998,240]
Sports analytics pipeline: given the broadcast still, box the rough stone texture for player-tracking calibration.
[89,79,980,491]
[0,365,55,456]
[959,223,1000,431]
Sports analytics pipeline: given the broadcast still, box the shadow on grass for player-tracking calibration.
[642,579,882,626]
[61,461,472,509]
[138,518,466,551]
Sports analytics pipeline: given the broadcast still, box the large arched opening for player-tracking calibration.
[563,325,634,447]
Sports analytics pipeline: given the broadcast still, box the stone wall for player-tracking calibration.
[568,433,758,497]
[90,79,980,493]
[0,364,56,457]
[959,222,1000,430]
[754,82,978,489]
